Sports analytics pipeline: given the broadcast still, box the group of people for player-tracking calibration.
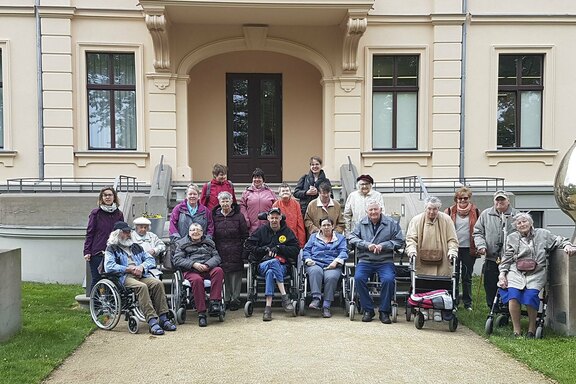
[84,160,576,336]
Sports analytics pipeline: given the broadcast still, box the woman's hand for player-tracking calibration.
[84,254,91,261]
[564,245,576,256]
[325,260,339,270]
[306,186,318,196]
[305,258,315,267]
[497,274,508,288]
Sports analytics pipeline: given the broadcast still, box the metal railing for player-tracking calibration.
[4,176,143,193]
[391,176,505,199]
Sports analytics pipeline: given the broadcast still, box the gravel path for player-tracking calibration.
[44,308,554,384]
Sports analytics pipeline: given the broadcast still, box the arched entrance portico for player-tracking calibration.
[174,33,335,182]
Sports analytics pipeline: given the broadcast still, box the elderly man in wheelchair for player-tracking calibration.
[103,221,177,335]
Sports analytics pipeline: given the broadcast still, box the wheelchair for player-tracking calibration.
[243,259,299,317]
[170,269,226,324]
[89,274,147,334]
[346,247,405,322]
[297,257,351,317]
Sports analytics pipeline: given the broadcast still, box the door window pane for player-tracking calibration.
[232,79,248,156]
[260,79,278,156]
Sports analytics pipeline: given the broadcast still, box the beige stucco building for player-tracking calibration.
[1,0,576,232]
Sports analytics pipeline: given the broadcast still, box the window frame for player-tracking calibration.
[497,54,544,149]
[0,46,4,149]
[76,43,144,153]
[372,54,419,150]
[364,46,429,157]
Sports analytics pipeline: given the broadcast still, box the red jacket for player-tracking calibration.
[200,179,237,212]
[273,197,306,248]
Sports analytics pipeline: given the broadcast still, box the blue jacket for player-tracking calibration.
[104,243,156,285]
[302,232,348,268]
[348,214,405,263]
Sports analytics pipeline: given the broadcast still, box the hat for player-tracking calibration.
[357,174,374,185]
[493,190,509,200]
[113,221,133,232]
[133,217,151,226]
[268,207,282,215]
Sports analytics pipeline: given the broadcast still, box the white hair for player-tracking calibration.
[424,196,442,209]
[365,198,383,211]
[217,191,233,201]
[513,212,533,226]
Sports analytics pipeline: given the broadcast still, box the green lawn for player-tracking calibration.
[0,283,95,384]
[459,278,576,384]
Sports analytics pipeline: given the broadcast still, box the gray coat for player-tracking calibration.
[473,206,518,262]
[500,228,571,291]
[348,214,405,263]
[172,236,221,271]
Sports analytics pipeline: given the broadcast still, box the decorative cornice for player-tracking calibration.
[144,8,171,72]
[471,14,576,25]
[341,9,368,73]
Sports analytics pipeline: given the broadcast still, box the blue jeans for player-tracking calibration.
[258,259,287,297]
[306,264,341,302]
[354,262,395,314]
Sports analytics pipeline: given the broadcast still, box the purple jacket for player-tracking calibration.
[239,184,277,235]
[169,200,214,239]
[83,208,124,256]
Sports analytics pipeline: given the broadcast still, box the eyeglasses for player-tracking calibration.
[457,197,469,201]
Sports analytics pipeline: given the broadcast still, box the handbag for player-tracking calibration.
[516,258,537,272]
[419,249,443,263]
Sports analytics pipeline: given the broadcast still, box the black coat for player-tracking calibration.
[293,170,331,216]
[244,222,300,265]
[212,204,249,273]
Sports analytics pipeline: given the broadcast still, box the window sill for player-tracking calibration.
[0,150,17,167]
[485,149,558,166]
[74,151,149,168]
[361,150,432,166]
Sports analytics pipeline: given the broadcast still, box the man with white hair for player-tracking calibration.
[104,221,176,335]
[131,216,166,261]
[473,190,518,309]
[348,199,405,324]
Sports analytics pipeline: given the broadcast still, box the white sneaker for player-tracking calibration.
[433,310,442,322]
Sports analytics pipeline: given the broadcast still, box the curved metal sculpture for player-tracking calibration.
[554,140,576,242]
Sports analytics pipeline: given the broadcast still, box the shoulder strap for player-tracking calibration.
[203,182,211,206]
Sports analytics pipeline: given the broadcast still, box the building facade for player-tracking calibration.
[1,0,575,234]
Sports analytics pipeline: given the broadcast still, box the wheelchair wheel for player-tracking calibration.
[535,326,544,339]
[406,307,412,322]
[170,273,181,312]
[219,309,225,322]
[414,311,425,329]
[176,307,187,324]
[391,305,398,323]
[349,303,356,321]
[345,300,350,316]
[133,306,146,323]
[90,279,122,330]
[299,298,306,316]
[485,317,494,335]
[168,309,177,323]
[448,315,458,332]
[244,301,253,317]
[291,300,298,317]
[495,314,509,327]
[128,316,139,334]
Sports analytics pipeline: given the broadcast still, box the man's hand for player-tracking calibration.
[368,244,382,254]
[133,265,144,278]
[148,249,156,256]
[477,248,486,256]
[193,263,209,273]
[84,254,91,261]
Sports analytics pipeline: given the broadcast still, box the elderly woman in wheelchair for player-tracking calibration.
[301,218,348,318]
[95,221,176,335]
[172,223,224,327]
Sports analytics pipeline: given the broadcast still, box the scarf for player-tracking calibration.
[100,203,117,213]
[187,201,198,217]
[447,203,479,256]
[456,203,472,217]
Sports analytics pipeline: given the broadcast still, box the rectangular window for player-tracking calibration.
[87,52,136,150]
[497,54,543,148]
[0,49,4,149]
[372,55,419,150]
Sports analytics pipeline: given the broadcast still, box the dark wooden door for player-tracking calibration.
[226,73,282,183]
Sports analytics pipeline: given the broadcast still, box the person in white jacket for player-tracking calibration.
[343,174,385,233]
[131,216,166,262]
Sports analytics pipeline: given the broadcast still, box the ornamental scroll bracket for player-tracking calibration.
[144,8,171,72]
[341,10,368,73]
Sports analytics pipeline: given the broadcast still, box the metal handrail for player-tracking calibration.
[4,176,143,193]
[392,176,505,199]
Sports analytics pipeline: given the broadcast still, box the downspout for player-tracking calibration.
[35,0,45,180]
[459,0,468,182]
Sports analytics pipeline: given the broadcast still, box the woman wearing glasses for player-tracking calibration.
[83,187,124,292]
[343,174,384,234]
[445,187,480,311]
[294,156,331,218]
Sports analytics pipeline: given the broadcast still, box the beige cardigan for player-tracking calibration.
[406,212,459,276]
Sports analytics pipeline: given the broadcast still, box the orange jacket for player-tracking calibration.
[273,198,306,248]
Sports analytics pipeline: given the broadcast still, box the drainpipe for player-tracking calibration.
[35,0,45,180]
[459,0,468,182]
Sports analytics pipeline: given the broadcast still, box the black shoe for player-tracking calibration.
[379,312,392,324]
[209,300,221,315]
[198,313,207,327]
[229,300,240,311]
[362,310,375,322]
[526,332,535,339]
[263,306,272,322]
